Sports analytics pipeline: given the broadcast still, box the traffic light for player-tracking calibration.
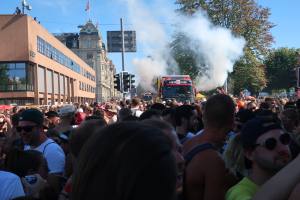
[114,73,121,91]
[122,72,130,92]
[130,74,135,88]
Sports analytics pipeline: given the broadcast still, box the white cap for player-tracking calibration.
[76,108,84,113]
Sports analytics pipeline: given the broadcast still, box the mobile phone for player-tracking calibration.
[24,175,37,184]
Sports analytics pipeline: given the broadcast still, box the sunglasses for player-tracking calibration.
[255,133,291,151]
[16,125,37,133]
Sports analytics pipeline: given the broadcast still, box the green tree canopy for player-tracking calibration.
[264,48,300,91]
[232,49,267,95]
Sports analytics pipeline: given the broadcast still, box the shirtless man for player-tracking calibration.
[183,94,237,200]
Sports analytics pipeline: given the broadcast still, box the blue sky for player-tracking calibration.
[1,0,299,75]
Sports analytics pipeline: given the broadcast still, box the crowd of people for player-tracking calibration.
[0,94,300,200]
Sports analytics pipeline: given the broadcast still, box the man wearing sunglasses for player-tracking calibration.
[18,109,65,175]
[226,117,292,200]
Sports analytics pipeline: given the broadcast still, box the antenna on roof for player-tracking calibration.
[21,0,32,14]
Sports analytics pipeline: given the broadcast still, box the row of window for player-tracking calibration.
[38,66,68,95]
[37,36,95,82]
[79,81,95,93]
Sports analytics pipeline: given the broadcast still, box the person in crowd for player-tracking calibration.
[0,170,25,200]
[139,109,162,121]
[183,94,237,200]
[174,105,198,144]
[223,109,255,179]
[45,111,60,130]
[59,117,107,200]
[103,104,118,124]
[142,119,185,197]
[130,98,143,117]
[161,107,176,128]
[279,108,300,158]
[150,103,166,112]
[247,101,257,112]
[72,122,177,200]
[73,108,86,125]
[117,108,132,122]
[251,153,300,200]
[55,105,76,131]
[0,113,12,138]
[19,109,65,175]
[5,149,48,198]
[226,117,292,200]
[193,104,204,132]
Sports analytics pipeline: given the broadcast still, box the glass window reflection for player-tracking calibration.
[0,62,33,91]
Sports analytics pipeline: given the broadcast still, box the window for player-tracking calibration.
[0,63,33,91]
[53,72,59,94]
[37,66,45,92]
[60,75,64,94]
[87,53,93,59]
[47,70,53,93]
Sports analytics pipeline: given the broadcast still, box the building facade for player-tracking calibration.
[55,21,116,102]
[0,15,96,105]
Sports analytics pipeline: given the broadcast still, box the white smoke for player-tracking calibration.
[124,0,177,91]
[124,0,245,91]
[176,12,245,90]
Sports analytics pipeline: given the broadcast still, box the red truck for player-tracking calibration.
[157,75,195,103]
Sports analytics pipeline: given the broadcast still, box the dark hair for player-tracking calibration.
[69,118,106,158]
[284,102,296,110]
[5,149,45,177]
[203,94,235,128]
[122,115,139,121]
[150,103,166,111]
[118,108,133,122]
[259,102,270,110]
[11,113,20,127]
[139,109,161,121]
[142,119,174,131]
[85,115,104,121]
[162,108,175,117]
[72,122,176,200]
[174,105,195,126]
[131,98,140,107]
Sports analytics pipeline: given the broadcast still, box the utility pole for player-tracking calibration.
[120,18,125,72]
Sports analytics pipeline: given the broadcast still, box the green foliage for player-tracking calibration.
[264,48,300,91]
[232,49,267,95]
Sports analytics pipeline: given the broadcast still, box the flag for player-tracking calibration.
[85,0,90,11]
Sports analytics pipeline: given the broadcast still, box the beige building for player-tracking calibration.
[55,21,117,102]
[0,14,96,105]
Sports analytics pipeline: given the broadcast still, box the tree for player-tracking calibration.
[174,0,273,93]
[264,48,300,91]
[231,49,267,95]
[176,0,274,57]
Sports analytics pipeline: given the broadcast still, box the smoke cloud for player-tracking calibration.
[124,0,245,91]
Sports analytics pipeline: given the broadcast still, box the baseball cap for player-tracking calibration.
[241,117,282,149]
[57,105,75,117]
[45,111,59,118]
[19,109,44,126]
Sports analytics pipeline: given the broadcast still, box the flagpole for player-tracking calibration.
[88,0,91,20]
